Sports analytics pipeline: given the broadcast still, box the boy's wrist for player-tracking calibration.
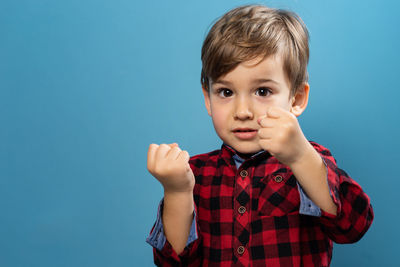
[163,191,195,219]
[287,141,318,170]
[162,177,195,195]
[164,190,194,206]
[164,189,193,198]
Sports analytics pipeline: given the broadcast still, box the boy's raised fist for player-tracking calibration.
[147,143,195,194]
[257,106,310,167]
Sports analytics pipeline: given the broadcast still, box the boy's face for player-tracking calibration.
[203,54,309,154]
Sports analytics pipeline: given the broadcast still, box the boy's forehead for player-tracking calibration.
[211,54,286,85]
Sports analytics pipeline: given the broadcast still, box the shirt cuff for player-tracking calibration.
[298,183,321,216]
[146,199,198,251]
[297,155,334,217]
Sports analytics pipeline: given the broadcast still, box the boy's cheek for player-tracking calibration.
[210,109,229,123]
[253,103,270,116]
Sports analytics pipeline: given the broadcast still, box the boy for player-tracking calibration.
[146,5,373,267]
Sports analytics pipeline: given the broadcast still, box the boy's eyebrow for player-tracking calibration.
[212,79,233,86]
[252,78,280,85]
[213,78,280,86]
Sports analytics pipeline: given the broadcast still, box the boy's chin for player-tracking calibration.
[229,143,263,155]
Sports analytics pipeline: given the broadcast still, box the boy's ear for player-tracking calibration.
[290,83,310,117]
[202,87,212,116]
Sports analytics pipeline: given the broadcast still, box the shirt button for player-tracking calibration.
[240,170,248,177]
[237,246,245,255]
[274,175,283,183]
[238,206,246,214]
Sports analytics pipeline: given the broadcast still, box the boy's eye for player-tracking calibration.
[217,88,233,97]
[255,87,271,97]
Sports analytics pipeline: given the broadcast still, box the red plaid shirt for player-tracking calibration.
[149,142,373,266]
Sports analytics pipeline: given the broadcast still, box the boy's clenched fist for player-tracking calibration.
[147,143,195,194]
[257,106,311,167]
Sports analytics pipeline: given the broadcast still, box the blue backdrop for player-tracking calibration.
[1,0,399,266]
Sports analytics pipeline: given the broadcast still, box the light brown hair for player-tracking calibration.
[201,5,309,95]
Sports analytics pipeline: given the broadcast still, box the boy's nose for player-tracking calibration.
[234,98,253,120]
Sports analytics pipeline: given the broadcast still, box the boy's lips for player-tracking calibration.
[232,128,258,140]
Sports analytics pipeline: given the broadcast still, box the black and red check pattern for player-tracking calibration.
[151,142,373,266]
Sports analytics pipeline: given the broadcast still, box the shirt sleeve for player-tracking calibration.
[146,199,198,250]
[146,199,202,266]
[311,142,374,244]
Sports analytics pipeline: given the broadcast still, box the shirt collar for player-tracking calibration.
[220,143,270,167]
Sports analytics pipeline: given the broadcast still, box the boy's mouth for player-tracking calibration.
[233,128,256,132]
[232,128,258,139]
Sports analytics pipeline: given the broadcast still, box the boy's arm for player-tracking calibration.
[258,107,336,214]
[146,198,201,266]
[258,107,373,243]
[163,191,194,253]
[147,144,195,254]
[308,141,374,243]
[289,142,337,215]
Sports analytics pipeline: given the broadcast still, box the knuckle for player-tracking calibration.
[173,146,182,153]
[159,143,169,149]
[180,150,189,158]
[149,143,157,149]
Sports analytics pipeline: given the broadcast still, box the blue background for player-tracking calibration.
[1,0,399,266]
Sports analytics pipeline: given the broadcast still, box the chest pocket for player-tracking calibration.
[255,170,300,217]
